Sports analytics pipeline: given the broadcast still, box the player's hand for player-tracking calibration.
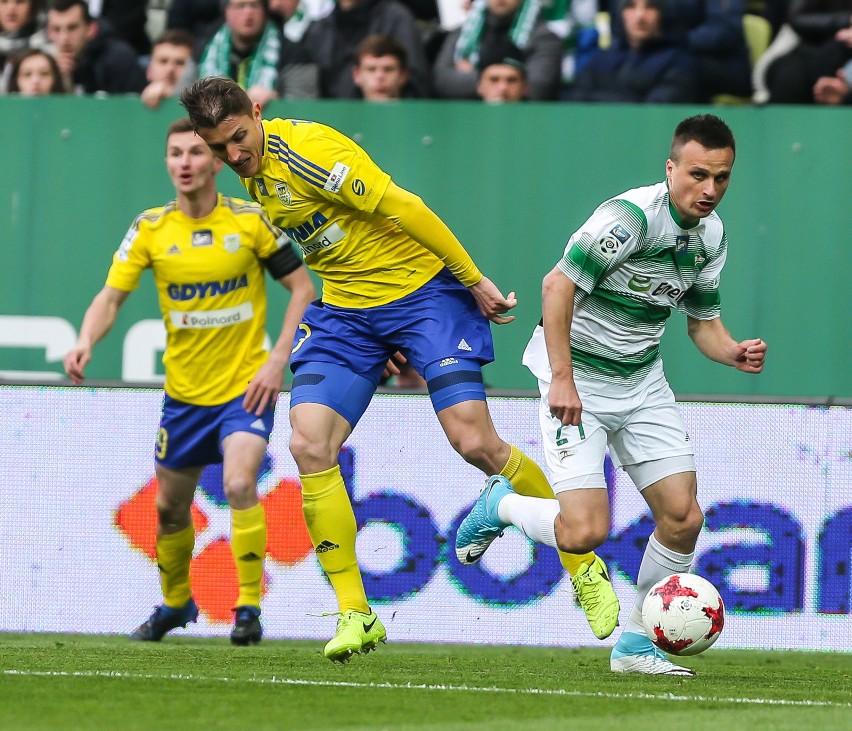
[732,338,766,373]
[547,375,583,426]
[469,276,517,325]
[63,345,92,385]
[382,352,406,379]
[243,357,287,416]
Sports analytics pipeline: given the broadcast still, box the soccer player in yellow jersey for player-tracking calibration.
[63,118,316,645]
[180,76,620,662]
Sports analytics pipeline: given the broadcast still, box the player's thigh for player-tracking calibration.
[640,470,703,550]
[608,375,693,469]
[155,396,223,470]
[288,401,354,470]
[379,269,495,385]
[556,486,611,539]
[221,431,268,487]
[290,300,389,382]
[642,470,698,520]
[290,301,386,430]
[435,398,504,472]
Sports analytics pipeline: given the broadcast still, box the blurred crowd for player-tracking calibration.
[1,0,850,104]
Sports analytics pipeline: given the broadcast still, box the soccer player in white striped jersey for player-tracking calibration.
[457,114,767,675]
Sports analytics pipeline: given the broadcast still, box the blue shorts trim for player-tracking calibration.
[289,362,376,429]
[424,358,486,412]
[155,394,275,470]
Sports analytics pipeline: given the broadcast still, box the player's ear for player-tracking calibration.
[212,157,224,173]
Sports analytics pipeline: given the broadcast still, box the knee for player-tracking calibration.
[659,503,704,547]
[682,504,705,541]
[223,474,257,506]
[554,514,609,554]
[289,429,337,472]
[447,431,499,472]
[155,493,192,530]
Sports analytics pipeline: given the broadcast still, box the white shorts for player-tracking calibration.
[537,367,695,494]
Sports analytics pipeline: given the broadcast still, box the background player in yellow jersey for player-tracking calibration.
[181,76,620,662]
[63,118,316,646]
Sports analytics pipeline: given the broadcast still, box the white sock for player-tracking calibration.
[625,533,695,636]
[497,494,559,549]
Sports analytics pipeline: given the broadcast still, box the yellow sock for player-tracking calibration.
[156,524,194,608]
[301,465,369,614]
[500,444,596,576]
[231,502,266,608]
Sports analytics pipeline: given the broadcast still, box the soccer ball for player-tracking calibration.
[641,573,725,656]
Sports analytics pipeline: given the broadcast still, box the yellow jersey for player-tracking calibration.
[241,118,445,308]
[106,194,285,405]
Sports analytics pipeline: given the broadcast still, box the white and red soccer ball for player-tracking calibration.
[641,573,725,656]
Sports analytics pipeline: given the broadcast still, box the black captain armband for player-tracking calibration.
[263,240,303,279]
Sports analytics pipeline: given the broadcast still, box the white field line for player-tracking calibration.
[4,669,851,709]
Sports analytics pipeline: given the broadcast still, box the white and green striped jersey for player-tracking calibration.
[524,181,726,388]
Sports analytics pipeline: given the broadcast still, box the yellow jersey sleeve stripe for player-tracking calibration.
[268,133,329,188]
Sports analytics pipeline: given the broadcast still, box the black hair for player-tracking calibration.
[670,115,736,161]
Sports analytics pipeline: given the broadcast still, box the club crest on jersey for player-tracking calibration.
[255,178,269,196]
[223,234,241,253]
[275,182,292,206]
[675,235,689,254]
[192,230,213,247]
[609,224,632,243]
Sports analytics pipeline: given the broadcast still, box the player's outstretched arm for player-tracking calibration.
[243,265,316,416]
[687,317,767,373]
[63,286,130,384]
[375,181,516,323]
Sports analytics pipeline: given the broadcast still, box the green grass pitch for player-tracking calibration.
[2,633,850,731]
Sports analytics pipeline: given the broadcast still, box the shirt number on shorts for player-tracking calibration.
[556,423,585,445]
[156,427,169,459]
[291,323,312,354]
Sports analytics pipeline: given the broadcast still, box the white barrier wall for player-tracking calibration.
[1,385,850,651]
